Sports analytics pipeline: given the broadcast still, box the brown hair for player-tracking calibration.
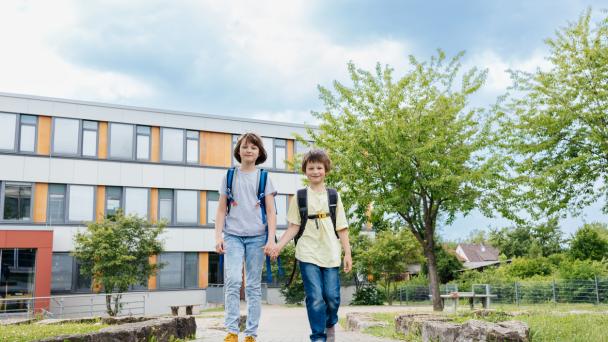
[233,133,268,165]
[301,149,332,173]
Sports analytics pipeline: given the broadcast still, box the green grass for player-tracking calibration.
[361,308,608,342]
[0,322,109,342]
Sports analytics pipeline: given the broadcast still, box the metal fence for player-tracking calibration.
[392,276,608,306]
[0,293,146,319]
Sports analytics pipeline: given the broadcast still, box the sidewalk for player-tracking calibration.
[193,304,430,341]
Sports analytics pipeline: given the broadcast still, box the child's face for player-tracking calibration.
[305,161,326,185]
[239,139,260,164]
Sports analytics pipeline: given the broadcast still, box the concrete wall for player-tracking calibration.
[264,285,356,305]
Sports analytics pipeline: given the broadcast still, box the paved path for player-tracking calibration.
[193,304,431,341]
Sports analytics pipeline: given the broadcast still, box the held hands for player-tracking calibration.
[265,242,282,260]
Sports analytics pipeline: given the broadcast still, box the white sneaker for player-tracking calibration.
[326,325,336,342]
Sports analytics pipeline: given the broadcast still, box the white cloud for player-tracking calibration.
[0,0,155,102]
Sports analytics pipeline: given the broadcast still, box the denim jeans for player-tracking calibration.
[224,233,266,337]
[299,261,341,342]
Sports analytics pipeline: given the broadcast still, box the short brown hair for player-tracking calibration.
[301,149,332,173]
[233,133,268,165]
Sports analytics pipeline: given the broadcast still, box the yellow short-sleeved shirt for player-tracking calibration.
[287,187,348,268]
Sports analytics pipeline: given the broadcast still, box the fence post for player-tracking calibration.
[552,279,557,304]
[143,294,146,315]
[90,297,94,317]
[595,275,600,305]
[514,282,519,306]
[59,298,64,318]
[399,287,402,306]
[405,286,409,304]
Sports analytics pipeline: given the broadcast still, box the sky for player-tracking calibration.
[1,0,607,240]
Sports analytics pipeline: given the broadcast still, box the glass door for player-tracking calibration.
[0,248,36,314]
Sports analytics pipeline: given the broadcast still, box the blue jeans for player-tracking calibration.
[224,233,266,337]
[299,261,341,342]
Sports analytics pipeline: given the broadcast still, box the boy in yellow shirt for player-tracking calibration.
[272,149,352,342]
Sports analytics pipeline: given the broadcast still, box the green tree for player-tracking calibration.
[357,230,422,305]
[421,245,463,283]
[310,51,496,311]
[489,218,564,258]
[494,9,608,220]
[569,223,608,261]
[73,211,165,316]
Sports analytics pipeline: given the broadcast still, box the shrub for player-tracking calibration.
[351,284,386,305]
[280,277,305,305]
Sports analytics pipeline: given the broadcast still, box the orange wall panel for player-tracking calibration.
[287,139,294,171]
[37,116,51,155]
[148,255,158,290]
[34,183,48,223]
[150,188,158,224]
[200,191,207,225]
[199,252,209,288]
[151,126,160,162]
[96,186,105,222]
[201,132,232,167]
[98,122,108,159]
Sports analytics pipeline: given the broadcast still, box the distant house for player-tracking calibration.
[455,243,502,270]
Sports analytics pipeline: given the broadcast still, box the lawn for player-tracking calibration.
[0,322,109,342]
[359,305,608,342]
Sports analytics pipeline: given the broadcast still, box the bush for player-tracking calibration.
[280,277,305,305]
[506,257,554,278]
[351,284,386,305]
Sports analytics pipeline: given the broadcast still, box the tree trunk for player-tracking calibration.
[425,248,443,311]
[386,279,392,305]
[105,294,115,317]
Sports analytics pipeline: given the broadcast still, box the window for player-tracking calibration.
[48,184,67,223]
[109,123,134,159]
[186,130,199,164]
[51,253,73,291]
[2,182,32,221]
[19,115,37,153]
[176,190,198,224]
[158,252,198,289]
[53,118,80,155]
[161,128,184,163]
[1,249,36,311]
[275,194,288,227]
[0,112,17,151]
[260,137,274,169]
[295,140,311,156]
[136,126,151,160]
[231,134,239,166]
[82,121,98,157]
[275,139,287,169]
[158,189,173,223]
[206,191,219,224]
[125,187,148,218]
[68,185,94,222]
[208,253,223,284]
[105,187,122,217]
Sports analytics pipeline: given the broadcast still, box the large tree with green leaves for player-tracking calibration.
[569,222,608,261]
[73,211,165,316]
[495,10,608,220]
[489,217,565,258]
[310,51,498,310]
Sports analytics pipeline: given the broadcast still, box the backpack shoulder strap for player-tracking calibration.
[257,169,269,225]
[225,167,237,215]
[327,188,339,239]
[294,188,308,245]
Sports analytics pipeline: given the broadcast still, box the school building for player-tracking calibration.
[0,92,309,315]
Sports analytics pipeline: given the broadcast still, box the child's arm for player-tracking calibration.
[263,193,278,254]
[337,229,352,273]
[214,194,228,254]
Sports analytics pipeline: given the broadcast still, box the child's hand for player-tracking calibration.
[343,253,352,273]
[264,241,277,257]
[215,238,225,254]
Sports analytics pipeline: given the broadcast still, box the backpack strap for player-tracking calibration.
[327,188,339,239]
[257,169,268,225]
[294,188,308,245]
[225,167,237,215]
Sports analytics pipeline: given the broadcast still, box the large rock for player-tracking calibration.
[36,317,196,342]
[345,312,388,332]
[395,313,451,336]
[420,319,529,342]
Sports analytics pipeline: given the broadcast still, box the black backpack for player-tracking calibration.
[287,188,339,286]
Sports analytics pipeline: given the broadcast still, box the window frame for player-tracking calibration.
[136,125,151,161]
[157,188,174,225]
[123,187,150,219]
[274,138,287,170]
[206,191,219,226]
[0,181,34,222]
[174,189,200,226]
[66,184,96,224]
[18,114,38,154]
[0,112,18,152]
[160,127,186,164]
[157,252,199,290]
[104,186,123,218]
[51,117,82,157]
[108,122,136,160]
[50,252,92,293]
[47,183,67,224]
[185,130,199,165]
[81,120,99,158]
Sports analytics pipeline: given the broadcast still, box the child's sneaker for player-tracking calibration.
[224,332,238,342]
[326,325,336,342]
[244,336,256,342]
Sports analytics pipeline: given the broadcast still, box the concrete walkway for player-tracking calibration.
[193,304,431,341]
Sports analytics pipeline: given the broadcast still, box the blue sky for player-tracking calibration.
[1,0,607,240]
